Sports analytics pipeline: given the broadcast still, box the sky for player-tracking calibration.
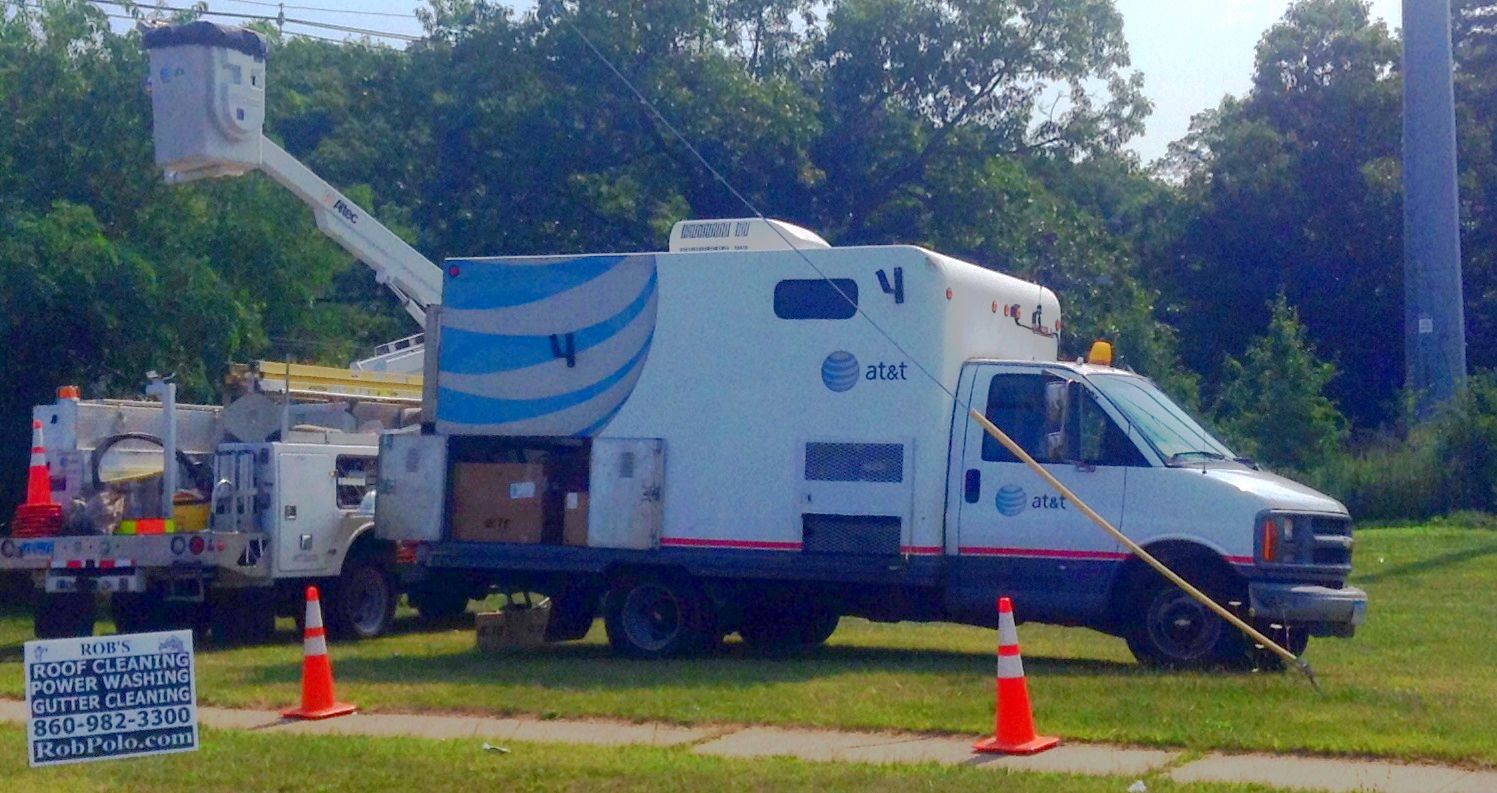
[116,0,1404,164]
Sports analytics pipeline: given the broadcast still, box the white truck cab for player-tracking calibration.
[949,359,1363,665]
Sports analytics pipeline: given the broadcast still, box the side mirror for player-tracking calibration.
[1044,381,1068,427]
[1044,431,1069,461]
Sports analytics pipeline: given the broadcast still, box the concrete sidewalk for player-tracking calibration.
[2,699,1492,792]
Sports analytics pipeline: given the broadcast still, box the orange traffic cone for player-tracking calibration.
[10,419,63,538]
[973,596,1060,754]
[282,585,356,720]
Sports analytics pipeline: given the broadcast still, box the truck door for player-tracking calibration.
[951,365,1142,624]
[273,451,340,575]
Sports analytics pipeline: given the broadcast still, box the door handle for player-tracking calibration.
[964,468,981,503]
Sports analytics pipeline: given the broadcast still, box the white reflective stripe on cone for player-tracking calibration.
[304,634,328,657]
[305,600,324,630]
[998,612,1019,647]
[998,652,1025,679]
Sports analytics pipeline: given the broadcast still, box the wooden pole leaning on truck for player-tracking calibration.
[967,409,1320,691]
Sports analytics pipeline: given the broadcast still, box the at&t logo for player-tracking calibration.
[821,351,860,392]
[995,485,1027,516]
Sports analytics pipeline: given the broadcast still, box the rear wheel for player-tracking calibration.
[35,593,96,639]
[327,559,396,640]
[604,576,712,659]
[111,592,160,635]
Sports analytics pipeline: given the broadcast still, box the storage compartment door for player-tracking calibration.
[375,432,447,543]
[798,440,914,556]
[587,438,664,550]
[274,452,338,575]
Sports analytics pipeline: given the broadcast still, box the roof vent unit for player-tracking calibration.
[142,21,267,182]
[669,218,831,253]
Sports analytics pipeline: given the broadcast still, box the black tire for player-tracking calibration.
[1125,576,1245,669]
[409,588,471,622]
[111,592,162,635]
[35,593,96,639]
[327,559,396,640]
[604,576,712,659]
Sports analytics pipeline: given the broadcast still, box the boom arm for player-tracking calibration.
[253,138,442,326]
[142,22,444,372]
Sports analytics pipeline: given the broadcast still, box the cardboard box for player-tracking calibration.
[475,598,551,652]
[563,491,589,546]
[450,463,547,543]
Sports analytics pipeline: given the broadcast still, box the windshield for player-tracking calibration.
[1087,373,1236,463]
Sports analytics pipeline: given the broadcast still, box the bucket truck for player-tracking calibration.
[0,21,442,641]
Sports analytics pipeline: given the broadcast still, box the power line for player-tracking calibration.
[87,0,421,42]
[213,0,419,21]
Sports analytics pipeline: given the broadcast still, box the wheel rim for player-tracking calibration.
[1146,588,1221,662]
[346,568,390,636]
[621,584,682,653]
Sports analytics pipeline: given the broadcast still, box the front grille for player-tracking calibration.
[1307,516,1353,567]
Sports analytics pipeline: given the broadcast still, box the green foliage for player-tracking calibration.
[1212,295,1347,472]
[1161,0,1402,430]
[0,1,416,510]
[1309,373,1497,520]
[811,0,1150,241]
[1307,435,1445,521]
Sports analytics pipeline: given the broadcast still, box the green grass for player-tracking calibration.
[0,723,1290,793]
[3,524,1496,767]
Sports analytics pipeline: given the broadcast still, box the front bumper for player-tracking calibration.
[1249,581,1367,637]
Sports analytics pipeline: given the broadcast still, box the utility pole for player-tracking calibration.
[1403,0,1468,418]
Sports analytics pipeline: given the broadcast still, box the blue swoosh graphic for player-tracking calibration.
[439,270,657,374]
[436,331,654,425]
[443,255,629,310]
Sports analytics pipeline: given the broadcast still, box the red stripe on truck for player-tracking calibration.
[659,537,803,551]
[958,546,1130,561]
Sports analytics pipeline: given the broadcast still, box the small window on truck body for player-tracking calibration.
[774,279,858,319]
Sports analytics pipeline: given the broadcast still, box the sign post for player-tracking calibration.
[24,630,198,767]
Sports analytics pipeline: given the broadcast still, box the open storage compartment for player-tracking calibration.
[446,436,591,546]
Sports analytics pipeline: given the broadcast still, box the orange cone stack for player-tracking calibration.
[282,585,356,720]
[973,596,1060,754]
[10,419,63,538]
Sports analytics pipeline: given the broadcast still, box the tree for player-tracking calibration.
[1163,0,1401,430]
[1452,0,1497,377]
[1213,295,1347,472]
[810,0,1150,242]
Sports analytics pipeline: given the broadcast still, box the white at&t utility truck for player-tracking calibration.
[376,222,1369,667]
